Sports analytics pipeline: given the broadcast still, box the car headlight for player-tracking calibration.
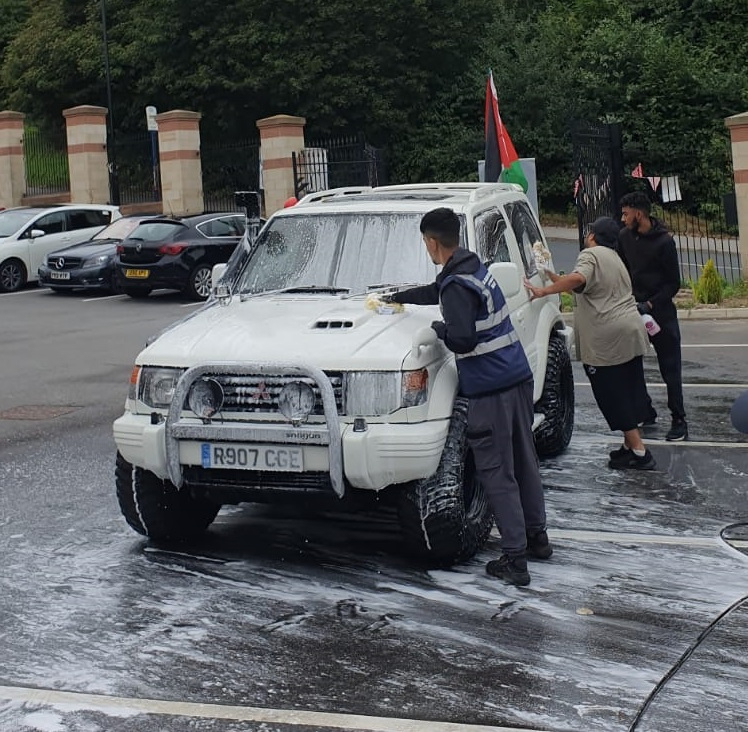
[137,367,185,409]
[343,369,428,416]
[82,254,112,268]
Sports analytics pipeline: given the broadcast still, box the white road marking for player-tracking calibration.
[645,439,747,448]
[181,301,204,308]
[549,529,722,548]
[82,294,126,302]
[682,344,748,348]
[0,288,46,297]
[574,382,748,389]
[0,685,538,732]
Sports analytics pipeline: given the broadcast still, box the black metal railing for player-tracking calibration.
[114,132,161,206]
[201,136,261,213]
[292,134,386,198]
[23,126,70,197]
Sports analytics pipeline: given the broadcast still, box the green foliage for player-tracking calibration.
[693,259,723,304]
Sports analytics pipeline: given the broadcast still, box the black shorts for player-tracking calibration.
[583,356,649,432]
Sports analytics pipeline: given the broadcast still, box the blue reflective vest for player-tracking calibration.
[440,264,531,397]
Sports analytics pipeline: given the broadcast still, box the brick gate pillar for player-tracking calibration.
[0,111,26,210]
[156,110,203,216]
[256,114,306,216]
[62,105,110,204]
[726,111,748,281]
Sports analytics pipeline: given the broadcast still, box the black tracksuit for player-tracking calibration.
[618,218,686,422]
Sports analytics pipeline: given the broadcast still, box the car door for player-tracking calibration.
[25,211,68,280]
[503,199,548,378]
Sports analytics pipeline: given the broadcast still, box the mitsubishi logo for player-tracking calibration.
[252,381,272,402]
[54,258,65,270]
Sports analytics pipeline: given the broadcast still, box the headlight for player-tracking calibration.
[401,368,428,407]
[82,254,111,268]
[343,372,401,416]
[138,367,184,409]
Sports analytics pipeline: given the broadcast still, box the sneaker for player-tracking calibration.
[608,448,657,471]
[526,529,553,560]
[608,445,631,461]
[486,554,531,586]
[666,419,688,441]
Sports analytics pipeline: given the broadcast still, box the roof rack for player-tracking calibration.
[296,186,373,205]
[365,182,524,202]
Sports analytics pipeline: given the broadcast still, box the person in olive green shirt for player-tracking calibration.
[525,217,655,470]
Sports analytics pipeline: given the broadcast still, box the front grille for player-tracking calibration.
[47,257,82,270]
[211,372,344,415]
[184,466,334,493]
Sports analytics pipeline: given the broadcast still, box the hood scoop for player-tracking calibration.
[311,309,374,331]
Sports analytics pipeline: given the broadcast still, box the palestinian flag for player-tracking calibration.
[484,71,528,192]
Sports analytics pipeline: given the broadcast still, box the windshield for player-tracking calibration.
[235,212,446,295]
[0,210,36,238]
[93,217,147,242]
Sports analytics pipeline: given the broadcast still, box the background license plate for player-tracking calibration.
[125,269,149,279]
[50,272,70,280]
[201,443,303,472]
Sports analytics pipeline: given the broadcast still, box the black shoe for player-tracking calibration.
[608,448,657,471]
[486,554,531,586]
[666,419,688,441]
[609,445,631,461]
[526,529,553,560]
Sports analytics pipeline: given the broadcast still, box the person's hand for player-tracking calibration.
[636,301,652,315]
[380,293,396,304]
[523,277,545,301]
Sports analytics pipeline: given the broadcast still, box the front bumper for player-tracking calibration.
[38,264,114,290]
[113,363,449,495]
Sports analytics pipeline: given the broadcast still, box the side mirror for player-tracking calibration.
[29,229,46,239]
[211,263,228,290]
[488,262,522,298]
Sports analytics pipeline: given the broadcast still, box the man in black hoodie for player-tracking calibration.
[385,207,551,586]
[618,192,687,441]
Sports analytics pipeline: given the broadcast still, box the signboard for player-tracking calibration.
[145,105,158,132]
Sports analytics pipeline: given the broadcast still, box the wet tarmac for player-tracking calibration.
[1,297,748,731]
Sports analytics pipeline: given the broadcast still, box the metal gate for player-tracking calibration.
[292,134,385,198]
[201,136,261,212]
[571,121,625,249]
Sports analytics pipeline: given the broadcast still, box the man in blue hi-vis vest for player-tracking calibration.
[386,207,551,586]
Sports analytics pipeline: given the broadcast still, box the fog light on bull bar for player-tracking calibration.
[188,378,225,419]
[401,368,428,407]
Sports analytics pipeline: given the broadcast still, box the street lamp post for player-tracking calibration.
[100,0,120,205]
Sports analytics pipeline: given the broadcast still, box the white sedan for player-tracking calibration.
[0,204,121,293]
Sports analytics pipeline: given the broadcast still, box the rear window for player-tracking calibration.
[126,222,186,243]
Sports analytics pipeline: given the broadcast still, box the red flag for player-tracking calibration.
[631,163,644,178]
[484,72,527,191]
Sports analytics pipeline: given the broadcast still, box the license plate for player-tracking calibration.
[125,269,150,279]
[50,271,70,280]
[200,443,303,472]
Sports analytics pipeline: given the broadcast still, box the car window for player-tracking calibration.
[67,209,112,230]
[505,201,541,278]
[31,211,66,236]
[126,221,186,242]
[474,208,510,265]
[197,216,246,238]
[0,210,37,237]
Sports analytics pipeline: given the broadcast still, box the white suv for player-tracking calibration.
[0,204,121,292]
[113,183,574,564]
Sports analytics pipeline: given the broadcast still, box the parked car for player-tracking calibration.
[0,204,121,293]
[113,213,247,300]
[113,183,574,565]
[38,215,158,293]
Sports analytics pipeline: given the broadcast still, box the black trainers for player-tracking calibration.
[486,554,531,586]
[666,419,688,441]
[526,529,553,560]
[608,448,657,471]
[609,445,630,461]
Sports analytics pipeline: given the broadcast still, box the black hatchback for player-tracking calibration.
[113,212,246,300]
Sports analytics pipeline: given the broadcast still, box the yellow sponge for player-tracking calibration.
[365,294,404,314]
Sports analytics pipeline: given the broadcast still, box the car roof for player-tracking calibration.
[0,204,119,214]
[139,212,243,226]
[286,183,525,215]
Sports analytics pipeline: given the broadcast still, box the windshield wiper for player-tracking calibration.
[345,282,421,299]
[240,285,350,301]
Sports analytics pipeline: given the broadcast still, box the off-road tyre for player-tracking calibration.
[123,287,151,299]
[397,399,493,565]
[0,258,27,293]
[115,453,220,541]
[186,262,213,301]
[534,335,574,457]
